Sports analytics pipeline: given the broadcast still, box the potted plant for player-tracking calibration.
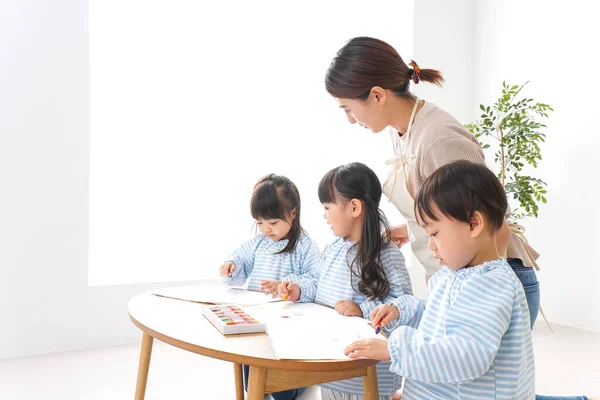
[466,81,553,221]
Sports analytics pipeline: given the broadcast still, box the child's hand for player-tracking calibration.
[335,300,363,317]
[344,338,391,361]
[277,281,300,302]
[220,262,236,278]
[370,304,400,329]
[260,280,281,297]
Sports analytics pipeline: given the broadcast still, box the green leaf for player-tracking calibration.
[466,80,551,221]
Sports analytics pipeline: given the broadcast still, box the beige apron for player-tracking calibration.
[382,98,439,280]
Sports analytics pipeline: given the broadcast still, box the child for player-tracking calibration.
[219,173,321,400]
[220,173,321,293]
[279,162,413,400]
[344,160,535,400]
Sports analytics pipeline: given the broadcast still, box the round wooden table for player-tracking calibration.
[128,293,381,400]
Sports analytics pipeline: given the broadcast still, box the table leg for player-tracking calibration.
[247,366,267,400]
[362,365,380,400]
[234,363,245,400]
[134,332,154,400]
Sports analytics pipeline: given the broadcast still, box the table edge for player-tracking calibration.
[128,308,379,372]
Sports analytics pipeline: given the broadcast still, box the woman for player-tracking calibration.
[324,36,592,400]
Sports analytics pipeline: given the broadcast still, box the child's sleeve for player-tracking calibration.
[221,236,261,286]
[295,243,328,303]
[385,270,446,330]
[385,294,427,331]
[282,236,322,290]
[359,244,413,320]
[388,270,515,384]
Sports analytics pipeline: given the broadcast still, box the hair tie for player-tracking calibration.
[409,60,421,84]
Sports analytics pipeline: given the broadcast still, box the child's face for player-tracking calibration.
[418,206,478,271]
[256,214,294,241]
[322,201,355,239]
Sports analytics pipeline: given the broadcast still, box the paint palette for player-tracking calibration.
[202,305,266,335]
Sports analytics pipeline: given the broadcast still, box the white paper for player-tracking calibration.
[151,284,281,306]
[244,302,382,360]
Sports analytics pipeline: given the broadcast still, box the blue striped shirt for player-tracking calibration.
[222,232,322,292]
[388,259,535,399]
[297,237,413,396]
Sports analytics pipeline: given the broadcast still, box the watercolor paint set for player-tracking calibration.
[202,304,266,335]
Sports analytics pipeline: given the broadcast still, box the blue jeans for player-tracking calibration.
[537,397,588,400]
[508,258,540,328]
[508,259,588,400]
[243,364,306,400]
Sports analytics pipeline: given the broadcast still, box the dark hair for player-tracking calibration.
[318,162,392,300]
[325,37,444,100]
[251,174,303,253]
[415,161,507,232]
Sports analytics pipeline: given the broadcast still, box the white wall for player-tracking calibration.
[88,0,414,286]
[0,0,202,359]
[413,0,476,124]
[474,0,600,333]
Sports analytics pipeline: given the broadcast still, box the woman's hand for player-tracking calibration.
[496,218,511,255]
[390,224,409,248]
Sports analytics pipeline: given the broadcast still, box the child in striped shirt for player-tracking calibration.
[279,162,413,400]
[219,174,321,294]
[344,160,535,400]
[219,174,321,400]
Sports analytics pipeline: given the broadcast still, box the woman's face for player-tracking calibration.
[336,95,389,133]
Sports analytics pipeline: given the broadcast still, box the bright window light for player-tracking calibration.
[89,0,414,285]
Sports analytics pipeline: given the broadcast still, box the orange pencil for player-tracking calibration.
[283,281,289,301]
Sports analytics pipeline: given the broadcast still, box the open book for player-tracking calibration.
[244,302,383,360]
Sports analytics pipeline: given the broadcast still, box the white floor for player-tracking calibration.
[1,322,599,399]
